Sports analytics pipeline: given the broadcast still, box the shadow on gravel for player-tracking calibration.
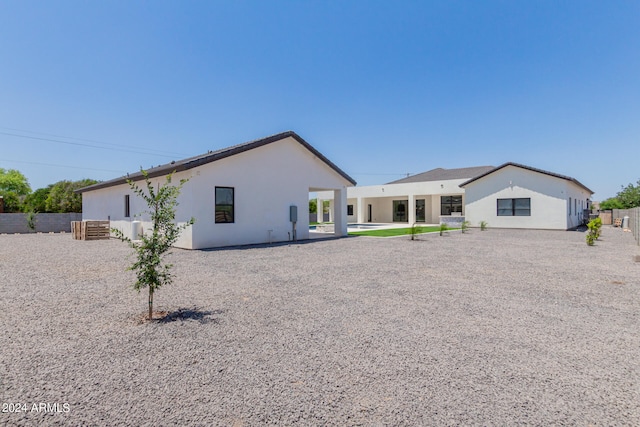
[198,235,355,252]
[157,307,226,324]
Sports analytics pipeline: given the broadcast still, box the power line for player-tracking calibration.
[0,125,189,157]
[0,131,186,158]
[353,172,413,176]
[0,158,127,174]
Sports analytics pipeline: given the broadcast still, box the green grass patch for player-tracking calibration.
[349,226,458,237]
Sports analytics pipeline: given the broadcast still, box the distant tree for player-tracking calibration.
[0,191,22,212]
[309,199,332,216]
[45,179,98,213]
[599,179,640,210]
[616,180,640,209]
[0,168,31,212]
[23,185,54,212]
[0,168,31,196]
[599,197,624,210]
[112,170,195,321]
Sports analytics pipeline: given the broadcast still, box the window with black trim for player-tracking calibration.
[497,198,530,216]
[416,199,426,222]
[441,195,462,215]
[124,195,130,218]
[215,187,234,223]
[347,205,354,216]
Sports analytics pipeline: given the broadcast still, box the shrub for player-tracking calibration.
[461,220,470,233]
[26,211,37,232]
[410,223,419,240]
[439,222,448,236]
[480,220,488,231]
[586,217,602,246]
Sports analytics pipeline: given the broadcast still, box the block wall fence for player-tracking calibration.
[612,208,640,246]
[0,213,82,234]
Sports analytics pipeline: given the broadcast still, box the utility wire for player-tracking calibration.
[353,173,414,176]
[0,125,188,157]
[0,158,127,174]
[0,132,184,158]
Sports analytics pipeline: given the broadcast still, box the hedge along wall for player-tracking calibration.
[0,213,82,234]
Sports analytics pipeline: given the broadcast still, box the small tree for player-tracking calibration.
[410,223,419,240]
[26,211,37,232]
[112,170,195,320]
[439,222,448,236]
[586,217,602,246]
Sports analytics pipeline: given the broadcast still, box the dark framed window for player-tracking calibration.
[124,195,130,218]
[416,199,426,222]
[497,198,530,216]
[215,187,234,223]
[441,195,462,215]
[347,205,354,216]
[393,200,408,222]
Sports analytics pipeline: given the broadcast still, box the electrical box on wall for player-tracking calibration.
[290,205,297,222]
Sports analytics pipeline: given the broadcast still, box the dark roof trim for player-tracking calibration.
[386,165,495,184]
[77,131,356,193]
[459,162,593,194]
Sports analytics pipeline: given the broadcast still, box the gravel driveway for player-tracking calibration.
[1,227,639,426]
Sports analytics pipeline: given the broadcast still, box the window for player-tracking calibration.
[441,196,462,215]
[124,195,130,218]
[393,200,408,222]
[416,199,426,222]
[215,187,234,223]
[347,205,354,216]
[497,198,530,216]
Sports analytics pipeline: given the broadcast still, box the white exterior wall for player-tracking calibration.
[82,170,195,248]
[84,136,352,249]
[565,180,592,230]
[318,179,467,224]
[463,165,591,230]
[347,198,357,223]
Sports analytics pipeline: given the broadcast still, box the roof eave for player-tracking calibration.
[459,162,594,194]
[75,131,356,194]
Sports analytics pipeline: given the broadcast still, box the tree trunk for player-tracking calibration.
[148,288,154,320]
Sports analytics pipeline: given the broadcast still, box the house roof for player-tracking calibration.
[77,131,356,193]
[386,165,495,184]
[459,162,594,194]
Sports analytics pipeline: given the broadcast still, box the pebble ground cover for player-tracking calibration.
[1,227,639,425]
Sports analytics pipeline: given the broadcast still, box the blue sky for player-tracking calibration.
[1,1,638,200]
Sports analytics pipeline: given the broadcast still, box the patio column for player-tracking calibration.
[333,187,348,236]
[408,194,415,225]
[328,200,334,222]
[357,197,365,224]
[316,197,323,223]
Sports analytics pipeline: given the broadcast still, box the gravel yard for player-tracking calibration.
[1,227,639,426]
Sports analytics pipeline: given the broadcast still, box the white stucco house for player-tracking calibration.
[460,162,593,230]
[316,162,592,230]
[78,131,356,249]
[316,166,494,225]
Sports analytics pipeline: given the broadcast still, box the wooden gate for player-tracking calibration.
[598,211,612,225]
